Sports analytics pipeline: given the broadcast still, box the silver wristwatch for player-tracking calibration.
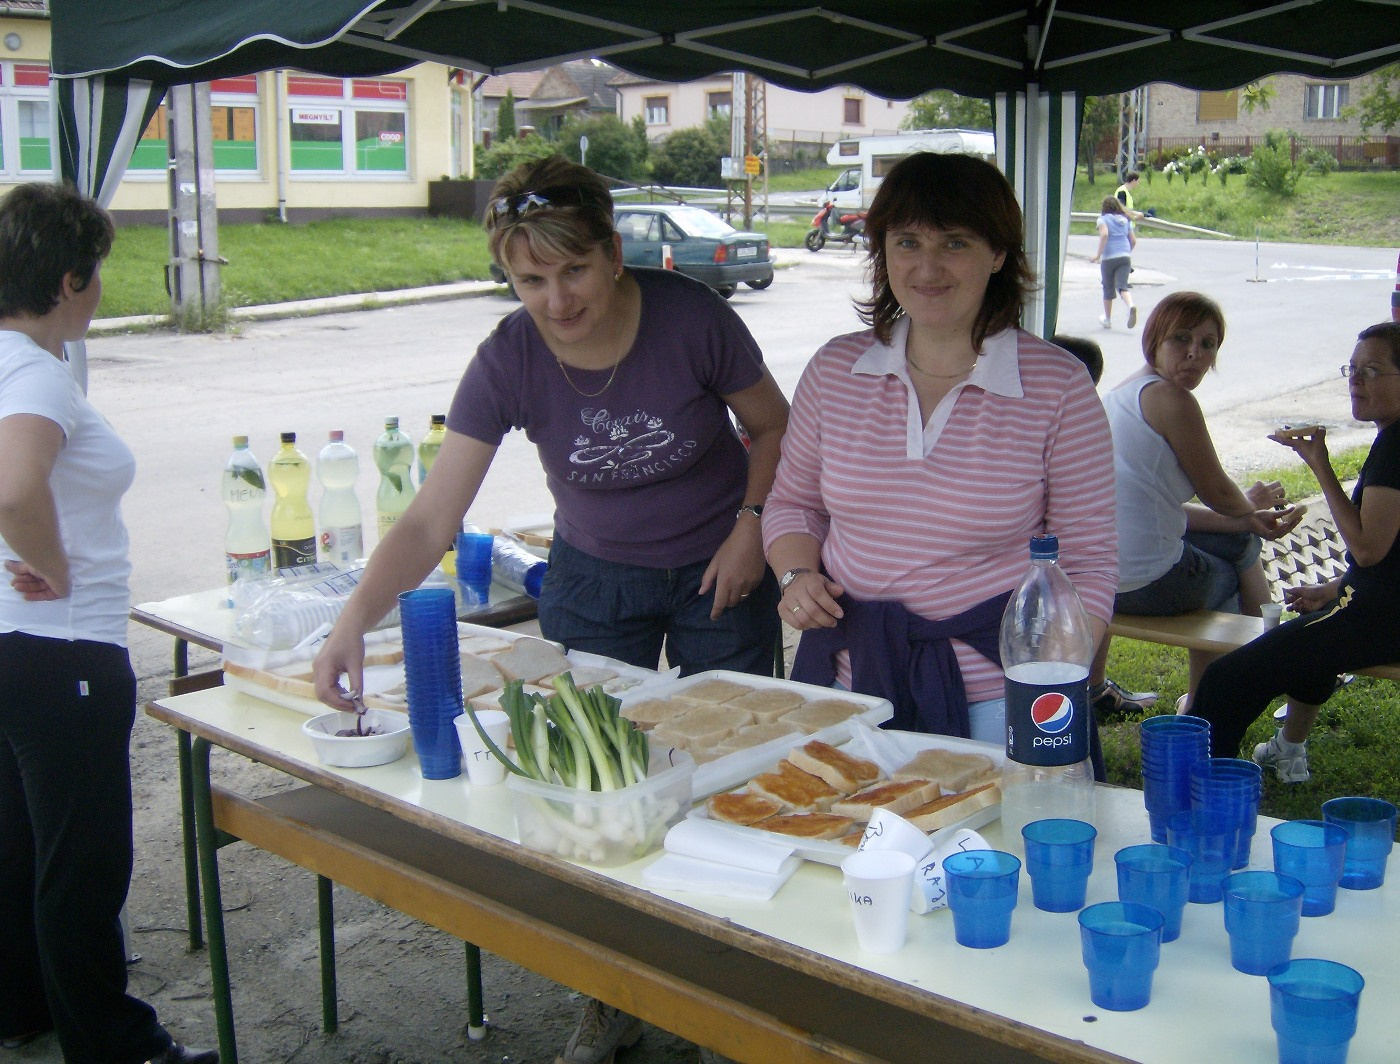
[778,567,812,592]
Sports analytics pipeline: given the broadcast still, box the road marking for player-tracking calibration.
[1264,262,1395,283]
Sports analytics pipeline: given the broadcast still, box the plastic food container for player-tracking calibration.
[508,750,696,866]
[302,709,411,768]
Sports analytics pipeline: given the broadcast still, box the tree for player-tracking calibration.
[496,88,517,141]
[900,90,992,131]
[1241,81,1277,114]
[1077,95,1119,184]
[648,116,729,187]
[474,133,554,179]
[1356,62,1400,133]
[558,113,650,183]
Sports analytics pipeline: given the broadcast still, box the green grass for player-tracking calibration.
[1101,444,1400,823]
[763,166,842,192]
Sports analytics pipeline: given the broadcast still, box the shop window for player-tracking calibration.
[0,61,53,175]
[289,76,410,174]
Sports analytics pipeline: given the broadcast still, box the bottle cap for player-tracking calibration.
[328,429,344,442]
[1029,534,1059,559]
[280,431,296,444]
[385,416,399,429]
[232,434,249,447]
[431,413,446,426]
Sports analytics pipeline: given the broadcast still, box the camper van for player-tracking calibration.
[823,128,996,209]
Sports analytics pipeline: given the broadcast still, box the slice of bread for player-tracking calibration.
[778,697,869,733]
[785,739,881,793]
[223,658,317,700]
[456,633,512,657]
[363,642,406,667]
[831,778,941,820]
[904,782,1002,833]
[544,665,618,690]
[459,651,507,700]
[747,761,842,811]
[759,812,856,840]
[651,703,753,752]
[892,748,997,792]
[466,684,550,715]
[676,678,755,704]
[705,791,783,826]
[728,687,807,722]
[714,721,804,755]
[620,697,695,730]
[491,637,572,684]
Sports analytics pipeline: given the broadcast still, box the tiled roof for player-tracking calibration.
[478,70,545,99]
[0,1,49,14]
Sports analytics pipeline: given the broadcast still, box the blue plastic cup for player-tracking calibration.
[1191,758,1262,868]
[1077,901,1165,1012]
[1268,959,1365,1064]
[1322,797,1397,891]
[1272,820,1349,917]
[1222,870,1304,975]
[455,530,494,607]
[1167,809,1234,904]
[1115,844,1192,942]
[1021,819,1097,913]
[943,850,1021,949]
[398,587,464,780]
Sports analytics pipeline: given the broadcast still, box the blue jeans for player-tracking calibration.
[537,534,780,677]
[1116,531,1261,616]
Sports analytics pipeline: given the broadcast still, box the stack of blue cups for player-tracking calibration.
[398,587,464,780]
[1190,757,1263,869]
[1140,715,1212,843]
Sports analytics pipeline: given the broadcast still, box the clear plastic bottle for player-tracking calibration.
[418,413,446,485]
[222,435,271,602]
[999,534,1096,843]
[374,416,416,540]
[268,432,316,569]
[317,430,363,565]
[492,535,547,598]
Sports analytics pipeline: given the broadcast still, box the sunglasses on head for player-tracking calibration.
[488,186,590,227]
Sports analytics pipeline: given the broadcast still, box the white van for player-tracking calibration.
[824,128,996,209]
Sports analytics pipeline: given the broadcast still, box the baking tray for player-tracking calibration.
[686,723,1003,865]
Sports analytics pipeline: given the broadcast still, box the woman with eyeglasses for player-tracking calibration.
[1086,291,1305,716]
[1193,321,1400,778]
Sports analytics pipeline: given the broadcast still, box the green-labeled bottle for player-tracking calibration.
[268,431,316,568]
[418,413,446,485]
[375,416,416,540]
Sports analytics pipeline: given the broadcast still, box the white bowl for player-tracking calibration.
[302,709,410,768]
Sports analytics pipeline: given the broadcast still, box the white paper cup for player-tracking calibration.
[1260,603,1283,629]
[860,807,936,861]
[909,828,991,914]
[841,849,916,953]
[456,709,512,785]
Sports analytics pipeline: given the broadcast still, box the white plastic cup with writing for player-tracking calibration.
[841,850,916,953]
[1260,603,1283,629]
[455,709,512,785]
[909,828,991,915]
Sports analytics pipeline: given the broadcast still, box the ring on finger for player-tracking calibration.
[791,604,803,614]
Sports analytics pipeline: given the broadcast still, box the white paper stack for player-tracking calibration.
[643,819,802,901]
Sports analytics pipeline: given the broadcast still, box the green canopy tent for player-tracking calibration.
[48,1,1400,341]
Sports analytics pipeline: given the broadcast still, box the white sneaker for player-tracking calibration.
[557,1000,643,1064]
[1253,732,1311,784]
[1099,315,1111,329]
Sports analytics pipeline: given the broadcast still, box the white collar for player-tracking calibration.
[852,316,1023,397]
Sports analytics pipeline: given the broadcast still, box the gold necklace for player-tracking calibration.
[556,350,623,398]
[907,356,976,380]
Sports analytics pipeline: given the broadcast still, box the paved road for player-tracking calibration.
[91,237,1395,688]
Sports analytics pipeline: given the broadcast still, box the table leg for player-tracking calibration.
[191,736,238,1064]
[465,942,486,1040]
[317,876,338,1033]
[177,730,204,950]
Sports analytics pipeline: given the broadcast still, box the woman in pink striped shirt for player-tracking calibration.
[763,152,1117,751]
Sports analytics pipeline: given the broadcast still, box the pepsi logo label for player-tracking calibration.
[1030,691,1074,734]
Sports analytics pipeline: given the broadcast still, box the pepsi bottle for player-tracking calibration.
[999,534,1096,843]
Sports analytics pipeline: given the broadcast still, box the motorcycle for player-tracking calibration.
[804,200,868,252]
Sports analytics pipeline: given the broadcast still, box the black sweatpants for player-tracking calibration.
[1192,584,1400,758]
[0,633,171,1063]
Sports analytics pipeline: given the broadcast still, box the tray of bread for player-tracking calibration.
[222,623,661,717]
[615,670,893,801]
[689,723,1004,865]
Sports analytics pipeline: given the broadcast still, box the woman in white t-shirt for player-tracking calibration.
[0,184,216,1063]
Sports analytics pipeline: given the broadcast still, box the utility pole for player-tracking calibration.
[1116,87,1146,178]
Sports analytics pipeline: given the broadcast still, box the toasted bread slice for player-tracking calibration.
[747,761,842,811]
[892,747,997,792]
[491,637,572,684]
[836,831,866,848]
[759,812,856,840]
[706,791,784,826]
[714,721,804,755]
[779,697,868,733]
[651,703,753,751]
[728,687,807,722]
[786,739,881,793]
[676,678,755,704]
[831,778,941,820]
[904,782,1002,833]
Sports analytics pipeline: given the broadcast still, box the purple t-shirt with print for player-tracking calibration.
[448,268,764,568]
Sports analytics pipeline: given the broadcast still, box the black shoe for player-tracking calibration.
[147,1044,219,1064]
[1,1027,51,1050]
[1091,678,1158,721]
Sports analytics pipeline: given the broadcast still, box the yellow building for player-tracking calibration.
[0,8,472,223]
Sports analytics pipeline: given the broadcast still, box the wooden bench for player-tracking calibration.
[1108,513,1400,683]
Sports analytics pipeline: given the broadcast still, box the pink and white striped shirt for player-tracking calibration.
[763,320,1117,702]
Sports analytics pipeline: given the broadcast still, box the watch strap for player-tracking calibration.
[778,567,812,592]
